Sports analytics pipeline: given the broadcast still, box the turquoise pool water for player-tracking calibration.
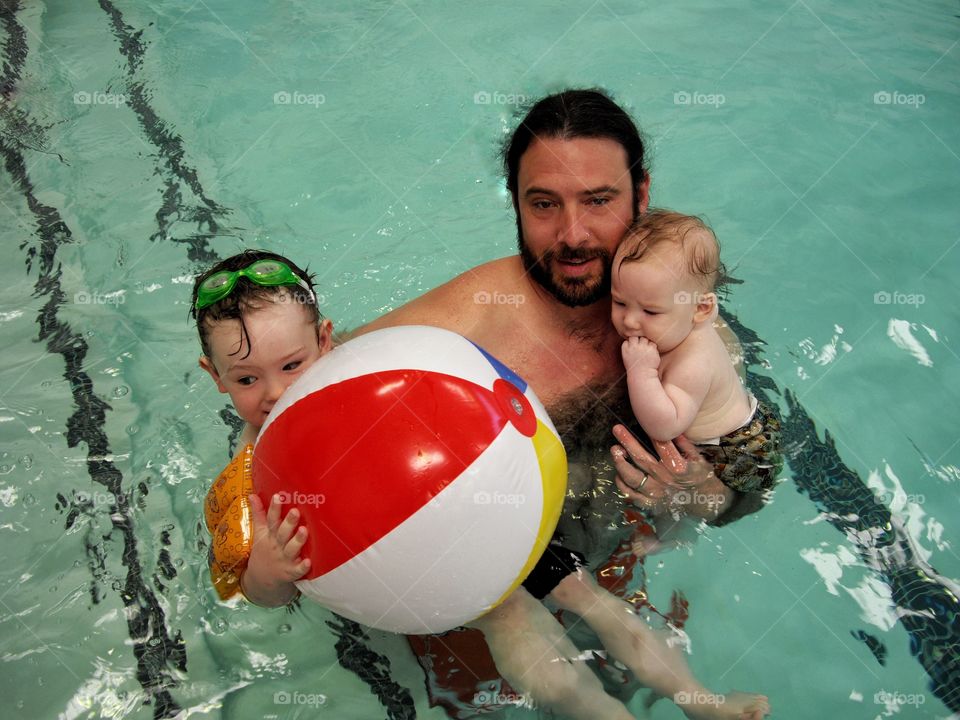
[1,1,958,718]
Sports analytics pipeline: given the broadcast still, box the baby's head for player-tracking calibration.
[192,250,333,429]
[611,210,724,352]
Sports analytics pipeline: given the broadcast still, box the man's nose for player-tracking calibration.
[558,204,587,246]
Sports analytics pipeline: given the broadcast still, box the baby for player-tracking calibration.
[611,210,782,522]
[193,249,770,720]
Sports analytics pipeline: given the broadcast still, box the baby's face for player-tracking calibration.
[203,299,331,428]
[611,251,700,353]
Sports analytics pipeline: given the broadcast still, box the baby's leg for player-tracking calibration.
[550,572,770,720]
[470,587,634,720]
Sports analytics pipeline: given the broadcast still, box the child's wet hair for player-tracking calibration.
[191,249,320,359]
[616,210,726,291]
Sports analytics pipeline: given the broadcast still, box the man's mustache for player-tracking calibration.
[547,247,611,262]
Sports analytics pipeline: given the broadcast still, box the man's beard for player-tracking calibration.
[519,237,613,308]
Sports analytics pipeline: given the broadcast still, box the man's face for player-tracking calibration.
[516,136,645,307]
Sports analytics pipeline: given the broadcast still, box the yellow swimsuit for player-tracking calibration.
[203,444,254,600]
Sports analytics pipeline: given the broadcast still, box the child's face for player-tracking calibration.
[611,248,702,353]
[200,297,332,428]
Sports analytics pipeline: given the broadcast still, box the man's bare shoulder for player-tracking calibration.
[356,257,522,336]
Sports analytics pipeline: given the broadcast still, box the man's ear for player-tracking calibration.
[317,318,335,354]
[636,175,651,215]
[693,292,719,324]
[199,355,228,394]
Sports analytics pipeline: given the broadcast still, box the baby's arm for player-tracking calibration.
[240,493,311,607]
[622,337,709,442]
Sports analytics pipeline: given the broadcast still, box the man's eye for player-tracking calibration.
[589,197,610,206]
[284,360,302,372]
[532,200,554,210]
[237,376,256,386]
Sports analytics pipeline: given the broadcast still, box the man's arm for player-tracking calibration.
[346,258,511,339]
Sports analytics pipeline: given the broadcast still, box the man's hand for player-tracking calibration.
[621,336,660,373]
[241,493,311,606]
[610,425,733,520]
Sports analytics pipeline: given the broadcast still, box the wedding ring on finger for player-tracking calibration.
[637,474,648,490]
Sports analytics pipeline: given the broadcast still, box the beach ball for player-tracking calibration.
[252,325,567,634]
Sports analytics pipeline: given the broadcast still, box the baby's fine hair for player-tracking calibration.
[617,210,726,291]
[190,249,319,358]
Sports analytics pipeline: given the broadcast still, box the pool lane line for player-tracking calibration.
[0,35,187,720]
[97,0,226,266]
[93,3,419,714]
[722,308,960,712]
[326,616,418,720]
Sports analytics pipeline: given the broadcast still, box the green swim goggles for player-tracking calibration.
[195,259,316,310]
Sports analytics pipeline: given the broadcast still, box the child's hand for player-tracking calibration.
[621,336,660,372]
[242,493,311,606]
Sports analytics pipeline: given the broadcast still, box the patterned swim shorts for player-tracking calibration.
[696,400,783,494]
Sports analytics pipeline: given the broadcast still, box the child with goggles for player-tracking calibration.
[192,250,332,607]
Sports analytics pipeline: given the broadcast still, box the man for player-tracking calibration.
[359,89,769,719]
[363,89,740,526]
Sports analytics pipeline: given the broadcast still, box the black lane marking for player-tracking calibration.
[92,2,418,714]
[1,5,187,716]
[98,0,226,264]
[852,630,888,667]
[326,616,417,720]
[722,309,959,711]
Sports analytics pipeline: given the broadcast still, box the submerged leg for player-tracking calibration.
[470,587,634,720]
[550,572,770,720]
